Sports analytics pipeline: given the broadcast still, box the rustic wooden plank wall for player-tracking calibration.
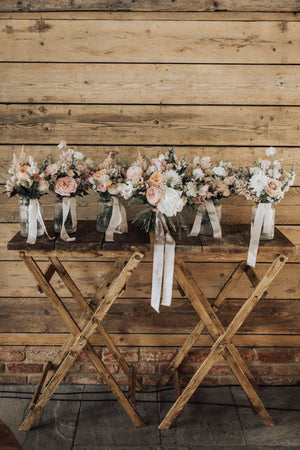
[0,2,299,350]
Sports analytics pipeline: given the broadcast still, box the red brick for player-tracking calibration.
[0,375,27,384]
[26,346,59,362]
[256,349,294,363]
[274,365,300,376]
[0,363,5,373]
[103,347,139,363]
[218,376,239,385]
[113,375,130,385]
[178,364,197,376]
[142,375,160,386]
[7,363,43,373]
[0,346,25,362]
[135,362,156,375]
[76,347,101,362]
[65,375,102,384]
[83,363,118,374]
[185,348,210,362]
[208,365,232,375]
[248,365,271,376]
[238,348,255,362]
[259,376,300,385]
[141,347,176,362]
[28,375,43,384]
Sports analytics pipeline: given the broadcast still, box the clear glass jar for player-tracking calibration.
[54,197,77,234]
[96,200,113,232]
[19,197,44,238]
[200,201,222,236]
[251,203,275,240]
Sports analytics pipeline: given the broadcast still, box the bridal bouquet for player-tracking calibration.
[129,148,187,233]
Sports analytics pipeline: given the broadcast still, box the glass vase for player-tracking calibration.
[54,197,77,234]
[96,200,113,232]
[251,203,275,240]
[200,201,222,236]
[19,198,44,238]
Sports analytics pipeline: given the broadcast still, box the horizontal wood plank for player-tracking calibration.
[1,104,300,146]
[1,63,300,105]
[1,19,300,63]
[1,1,300,12]
[1,260,299,299]
[0,332,299,347]
[0,297,299,334]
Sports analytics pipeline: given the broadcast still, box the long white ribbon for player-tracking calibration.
[151,213,175,312]
[188,200,222,238]
[60,197,77,242]
[247,203,273,267]
[27,199,53,245]
[105,197,128,241]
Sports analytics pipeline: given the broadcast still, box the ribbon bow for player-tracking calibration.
[60,197,77,242]
[247,203,273,267]
[105,197,128,242]
[27,199,53,245]
[188,200,222,239]
[151,213,175,313]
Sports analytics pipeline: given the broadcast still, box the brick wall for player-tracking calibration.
[1,346,299,386]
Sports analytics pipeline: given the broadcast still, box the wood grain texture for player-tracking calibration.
[1,104,300,146]
[1,19,300,63]
[1,0,300,12]
[1,63,300,105]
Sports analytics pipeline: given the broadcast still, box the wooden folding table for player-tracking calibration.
[7,221,150,431]
[158,224,296,429]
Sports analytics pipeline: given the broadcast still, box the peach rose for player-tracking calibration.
[97,181,108,193]
[265,179,282,198]
[17,165,30,181]
[126,166,143,183]
[150,171,164,186]
[146,186,162,206]
[45,163,59,177]
[93,170,106,181]
[54,176,78,196]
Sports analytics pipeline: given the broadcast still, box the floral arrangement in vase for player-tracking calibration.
[5,146,50,243]
[45,141,93,241]
[128,148,187,233]
[235,146,295,266]
[184,156,237,238]
[89,152,130,238]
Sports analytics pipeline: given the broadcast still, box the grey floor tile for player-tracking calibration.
[159,387,245,447]
[231,386,300,446]
[73,385,160,447]
[0,384,83,450]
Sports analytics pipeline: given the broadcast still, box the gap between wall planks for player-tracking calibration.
[0,8,299,349]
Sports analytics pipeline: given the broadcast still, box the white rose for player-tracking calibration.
[157,187,184,217]
[192,168,204,180]
[212,166,227,177]
[38,179,49,194]
[74,151,84,160]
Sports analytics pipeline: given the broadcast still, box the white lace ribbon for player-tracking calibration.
[188,200,222,238]
[247,203,273,267]
[60,197,77,242]
[105,197,128,242]
[151,213,175,312]
[27,199,53,245]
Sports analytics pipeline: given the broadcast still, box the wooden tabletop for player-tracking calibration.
[7,221,296,262]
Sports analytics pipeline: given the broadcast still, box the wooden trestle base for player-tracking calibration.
[7,221,150,431]
[7,222,296,431]
[158,223,297,429]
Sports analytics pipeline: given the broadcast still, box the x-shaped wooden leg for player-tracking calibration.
[19,251,146,431]
[159,253,288,430]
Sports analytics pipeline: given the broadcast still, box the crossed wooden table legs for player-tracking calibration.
[19,251,146,431]
[158,253,288,430]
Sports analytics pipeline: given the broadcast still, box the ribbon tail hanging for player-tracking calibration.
[27,199,38,244]
[160,215,175,307]
[205,200,222,239]
[105,197,123,241]
[188,204,204,237]
[60,197,76,242]
[35,200,55,241]
[151,214,165,313]
[70,197,77,231]
[118,202,128,234]
[262,203,273,235]
[247,203,266,268]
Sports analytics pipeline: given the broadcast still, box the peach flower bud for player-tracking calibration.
[54,176,78,196]
[146,186,162,206]
[150,171,164,186]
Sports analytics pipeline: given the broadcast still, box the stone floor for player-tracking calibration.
[0,384,299,449]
